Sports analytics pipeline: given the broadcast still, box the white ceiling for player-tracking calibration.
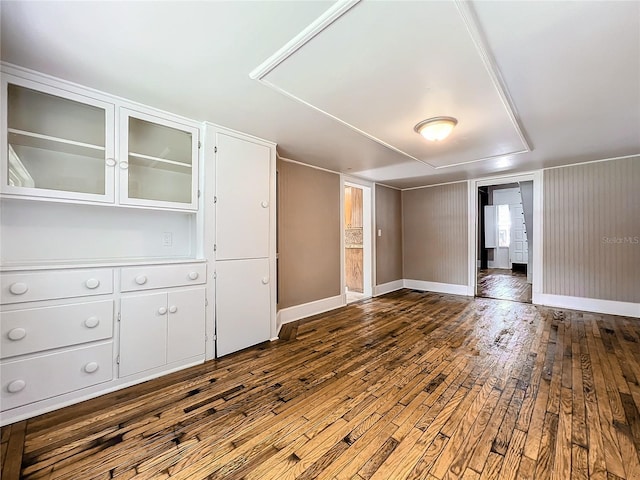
[1,0,638,189]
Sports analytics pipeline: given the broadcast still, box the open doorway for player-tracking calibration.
[476,181,533,303]
[344,182,372,303]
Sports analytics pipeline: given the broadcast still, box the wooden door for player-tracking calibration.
[215,133,270,260]
[119,292,167,377]
[167,288,206,364]
[215,258,270,357]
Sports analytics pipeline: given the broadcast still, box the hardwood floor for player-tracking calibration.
[477,269,532,303]
[2,289,640,479]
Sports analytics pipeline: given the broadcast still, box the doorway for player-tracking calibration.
[344,182,372,303]
[476,181,533,303]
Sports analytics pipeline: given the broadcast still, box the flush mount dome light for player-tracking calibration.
[414,116,458,141]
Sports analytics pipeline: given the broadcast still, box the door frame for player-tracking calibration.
[341,175,374,302]
[467,171,543,302]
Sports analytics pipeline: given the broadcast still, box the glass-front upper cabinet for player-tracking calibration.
[1,75,116,202]
[119,109,199,210]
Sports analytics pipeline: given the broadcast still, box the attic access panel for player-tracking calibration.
[256,1,529,170]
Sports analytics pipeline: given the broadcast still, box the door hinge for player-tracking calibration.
[213,196,217,204]
[214,146,218,153]
[205,297,209,306]
[214,244,217,252]
[213,271,217,279]
[213,334,217,341]
[197,189,201,198]
[198,141,202,149]
[116,355,120,364]
[117,312,121,322]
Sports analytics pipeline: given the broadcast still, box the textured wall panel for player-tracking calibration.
[375,185,403,285]
[543,157,640,302]
[402,182,468,285]
[277,160,341,309]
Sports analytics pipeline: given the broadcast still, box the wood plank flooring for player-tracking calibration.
[2,289,640,479]
[477,269,532,303]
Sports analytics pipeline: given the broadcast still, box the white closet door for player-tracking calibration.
[119,292,167,377]
[216,258,270,357]
[510,205,528,264]
[215,133,270,260]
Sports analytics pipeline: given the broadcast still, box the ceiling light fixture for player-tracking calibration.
[414,116,458,142]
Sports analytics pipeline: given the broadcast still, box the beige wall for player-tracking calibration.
[277,159,342,309]
[402,182,468,285]
[375,184,403,285]
[543,157,640,303]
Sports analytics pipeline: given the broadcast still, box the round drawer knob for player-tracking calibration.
[9,282,28,295]
[7,380,26,393]
[7,328,26,341]
[119,161,129,170]
[105,158,117,167]
[85,278,100,289]
[188,271,199,280]
[84,362,99,374]
[158,306,167,315]
[262,277,269,285]
[261,201,269,208]
[169,305,177,314]
[84,316,100,329]
[135,275,148,285]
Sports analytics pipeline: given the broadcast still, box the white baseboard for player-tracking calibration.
[374,279,404,296]
[534,293,640,318]
[404,279,471,297]
[277,294,345,326]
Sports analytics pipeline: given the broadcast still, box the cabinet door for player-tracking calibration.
[167,288,205,364]
[119,108,199,210]
[119,292,167,377]
[1,75,116,202]
[215,258,271,357]
[215,133,270,260]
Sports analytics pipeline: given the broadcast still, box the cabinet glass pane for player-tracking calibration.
[127,117,192,204]
[7,84,106,194]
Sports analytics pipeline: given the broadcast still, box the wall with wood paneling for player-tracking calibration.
[543,157,640,302]
[375,184,403,285]
[402,182,468,285]
[277,159,342,309]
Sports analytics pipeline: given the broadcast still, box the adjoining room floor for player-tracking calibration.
[477,268,532,303]
[3,290,639,479]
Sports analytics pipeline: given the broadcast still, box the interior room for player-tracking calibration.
[0,1,638,479]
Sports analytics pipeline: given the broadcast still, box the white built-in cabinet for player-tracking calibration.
[212,131,275,357]
[1,73,200,210]
[119,109,199,210]
[119,263,206,376]
[1,268,116,412]
[0,64,277,425]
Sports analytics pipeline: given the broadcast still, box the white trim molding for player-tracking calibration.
[374,280,404,296]
[535,294,640,319]
[404,279,471,297]
[249,0,361,80]
[277,294,345,326]
[468,171,543,301]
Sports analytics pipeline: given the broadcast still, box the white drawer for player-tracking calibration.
[120,263,206,292]
[1,342,113,410]
[1,300,113,359]
[1,269,113,305]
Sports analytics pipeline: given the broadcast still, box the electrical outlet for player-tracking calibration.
[162,232,173,247]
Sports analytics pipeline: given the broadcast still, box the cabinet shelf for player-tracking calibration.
[9,128,105,160]
[128,152,192,169]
